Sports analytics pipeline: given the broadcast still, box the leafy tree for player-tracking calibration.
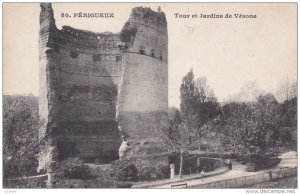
[278,97,297,150]
[164,70,221,178]
[179,69,220,150]
[276,78,298,150]
[194,77,220,128]
[180,69,197,124]
[3,95,42,180]
[164,117,198,178]
[220,94,281,171]
[219,102,252,156]
[194,77,217,104]
[180,70,220,127]
[254,94,281,150]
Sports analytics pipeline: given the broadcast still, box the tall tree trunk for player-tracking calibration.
[179,154,183,179]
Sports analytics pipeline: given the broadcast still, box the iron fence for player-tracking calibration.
[191,167,297,188]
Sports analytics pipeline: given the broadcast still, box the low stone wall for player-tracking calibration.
[132,166,229,188]
[4,174,47,188]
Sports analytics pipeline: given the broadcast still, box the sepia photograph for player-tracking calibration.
[2,2,297,190]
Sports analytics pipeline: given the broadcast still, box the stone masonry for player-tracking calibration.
[38,3,168,172]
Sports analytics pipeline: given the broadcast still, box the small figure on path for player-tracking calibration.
[201,169,205,182]
[228,160,232,170]
[269,171,273,181]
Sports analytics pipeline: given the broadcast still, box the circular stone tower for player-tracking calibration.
[117,7,168,160]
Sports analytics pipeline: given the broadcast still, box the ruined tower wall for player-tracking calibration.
[38,3,60,171]
[39,4,122,167]
[39,4,169,169]
[54,27,122,162]
[118,54,168,143]
[118,7,168,157]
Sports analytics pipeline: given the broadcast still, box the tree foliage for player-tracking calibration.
[219,93,282,170]
[164,117,198,178]
[180,69,197,125]
[180,69,220,129]
[164,69,221,178]
[3,95,42,179]
[169,72,297,173]
[166,119,198,155]
[278,97,297,150]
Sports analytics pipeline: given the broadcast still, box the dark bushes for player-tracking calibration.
[246,156,281,172]
[168,154,223,175]
[108,157,168,182]
[57,158,95,180]
[109,158,138,181]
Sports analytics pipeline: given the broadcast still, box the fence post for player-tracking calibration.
[170,164,175,180]
[46,172,54,188]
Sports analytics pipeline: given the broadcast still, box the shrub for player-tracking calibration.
[108,157,169,182]
[57,158,94,180]
[133,159,155,181]
[109,158,138,181]
[246,156,281,172]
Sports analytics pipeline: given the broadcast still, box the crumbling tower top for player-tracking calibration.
[40,3,56,28]
[129,6,167,33]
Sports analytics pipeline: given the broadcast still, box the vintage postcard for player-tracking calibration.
[2,2,297,190]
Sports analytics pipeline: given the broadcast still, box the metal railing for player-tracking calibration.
[191,167,297,188]
[4,174,48,188]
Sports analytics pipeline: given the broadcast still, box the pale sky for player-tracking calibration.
[3,3,297,108]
